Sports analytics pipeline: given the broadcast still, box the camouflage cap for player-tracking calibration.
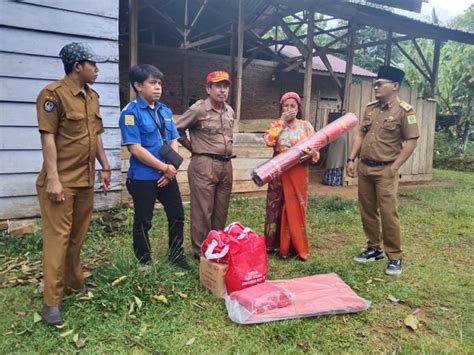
[59,42,107,64]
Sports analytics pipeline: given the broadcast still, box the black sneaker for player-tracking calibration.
[353,247,385,263]
[170,257,191,271]
[385,259,402,276]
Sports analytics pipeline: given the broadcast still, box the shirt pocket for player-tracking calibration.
[141,122,158,147]
[379,119,399,140]
[62,111,86,137]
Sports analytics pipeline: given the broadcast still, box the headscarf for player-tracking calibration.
[279,92,302,108]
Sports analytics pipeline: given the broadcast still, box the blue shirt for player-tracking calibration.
[119,96,179,180]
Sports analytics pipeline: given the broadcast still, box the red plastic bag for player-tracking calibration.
[225,229,268,294]
[201,230,230,263]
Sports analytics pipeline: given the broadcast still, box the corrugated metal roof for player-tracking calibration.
[276,45,377,77]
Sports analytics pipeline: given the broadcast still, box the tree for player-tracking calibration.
[402,6,474,154]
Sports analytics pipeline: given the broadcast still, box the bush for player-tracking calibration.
[433,131,474,172]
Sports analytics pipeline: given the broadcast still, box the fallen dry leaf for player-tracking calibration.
[33,312,41,323]
[152,294,168,304]
[387,294,400,303]
[60,329,74,337]
[186,337,196,346]
[75,337,86,349]
[176,292,188,299]
[404,314,419,330]
[111,275,128,286]
[134,296,143,310]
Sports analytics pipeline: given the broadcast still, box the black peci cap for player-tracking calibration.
[377,65,405,83]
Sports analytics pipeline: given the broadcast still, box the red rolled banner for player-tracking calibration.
[251,113,358,186]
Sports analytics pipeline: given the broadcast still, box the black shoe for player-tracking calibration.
[42,305,63,326]
[353,247,385,263]
[385,259,402,276]
[170,257,191,271]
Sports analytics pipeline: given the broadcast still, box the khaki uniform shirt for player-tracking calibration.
[36,75,104,187]
[175,98,234,156]
[360,97,419,162]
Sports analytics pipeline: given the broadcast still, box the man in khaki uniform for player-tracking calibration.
[36,42,111,324]
[346,66,419,276]
[175,71,235,258]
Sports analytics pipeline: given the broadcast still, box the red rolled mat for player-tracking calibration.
[251,113,358,186]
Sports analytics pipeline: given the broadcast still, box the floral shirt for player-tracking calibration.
[263,119,319,163]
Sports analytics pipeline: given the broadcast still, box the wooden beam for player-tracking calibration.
[182,0,189,111]
[366,0,423,13]
[320,53,343,92]
[384,31,392,65]
[129,0,138,101]
[411,39,433,78]
[343,23,356,112]
[431,40,441,98]
[187,0,208,37]
[184,33,228,49]
[303,8,315,121]
[355,34,412,50]
[276,15,308,57]
[394,41,431,82]
[234,0,244,132]
[144,0,184,37]
[229,22,236,105]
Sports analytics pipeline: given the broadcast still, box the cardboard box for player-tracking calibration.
[199,256,228,298]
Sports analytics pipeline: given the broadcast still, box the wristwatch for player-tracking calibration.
[346,158,355,163]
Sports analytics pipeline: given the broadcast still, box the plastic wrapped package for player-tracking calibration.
[225,282,295,323]
[251,113,358,186]
[224,273,371,324]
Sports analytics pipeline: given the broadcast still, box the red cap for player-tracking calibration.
[206,71,232,85]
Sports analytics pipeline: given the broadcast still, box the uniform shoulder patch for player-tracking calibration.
[400,101,413,112]
[366,100,378,107]
[43,100,56,112]
[407,114,417,124]
[124,114,135,126]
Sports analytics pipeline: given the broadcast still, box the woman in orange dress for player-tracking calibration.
[263,92,319,261]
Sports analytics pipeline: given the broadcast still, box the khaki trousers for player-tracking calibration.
[37,185,94,306]
[188,155,233,256]
[357,163,402,260]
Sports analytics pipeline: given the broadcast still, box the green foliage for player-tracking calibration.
[433,131,474,171]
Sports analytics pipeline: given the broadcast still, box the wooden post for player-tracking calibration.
[303,8,314,121]
[182,0,189,111]
[343,23,356,112]
[129,0,138,101]
[229,23,236,105]
[384,30,392,65]
[234,0,244,132]
[431,39,441,99]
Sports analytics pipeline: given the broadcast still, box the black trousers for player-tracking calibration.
[126,179,185,264]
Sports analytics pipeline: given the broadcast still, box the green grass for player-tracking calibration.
[1,169,473,353]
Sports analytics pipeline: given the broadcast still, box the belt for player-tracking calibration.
[193,153,236,161]
[360,158,394,167]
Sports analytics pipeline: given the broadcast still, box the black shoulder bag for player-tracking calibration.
[154,109,184,169]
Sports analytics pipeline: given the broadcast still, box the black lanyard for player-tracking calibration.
[149,107,168,144]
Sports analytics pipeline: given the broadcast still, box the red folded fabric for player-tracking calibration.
[230,282,294,314]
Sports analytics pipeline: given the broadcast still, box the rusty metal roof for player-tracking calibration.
[276,45,377,77]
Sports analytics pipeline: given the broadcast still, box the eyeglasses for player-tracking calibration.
[372,80,394,88]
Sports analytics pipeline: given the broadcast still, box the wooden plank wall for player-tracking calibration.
[345,82,436,184]
[0,0,121,220]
